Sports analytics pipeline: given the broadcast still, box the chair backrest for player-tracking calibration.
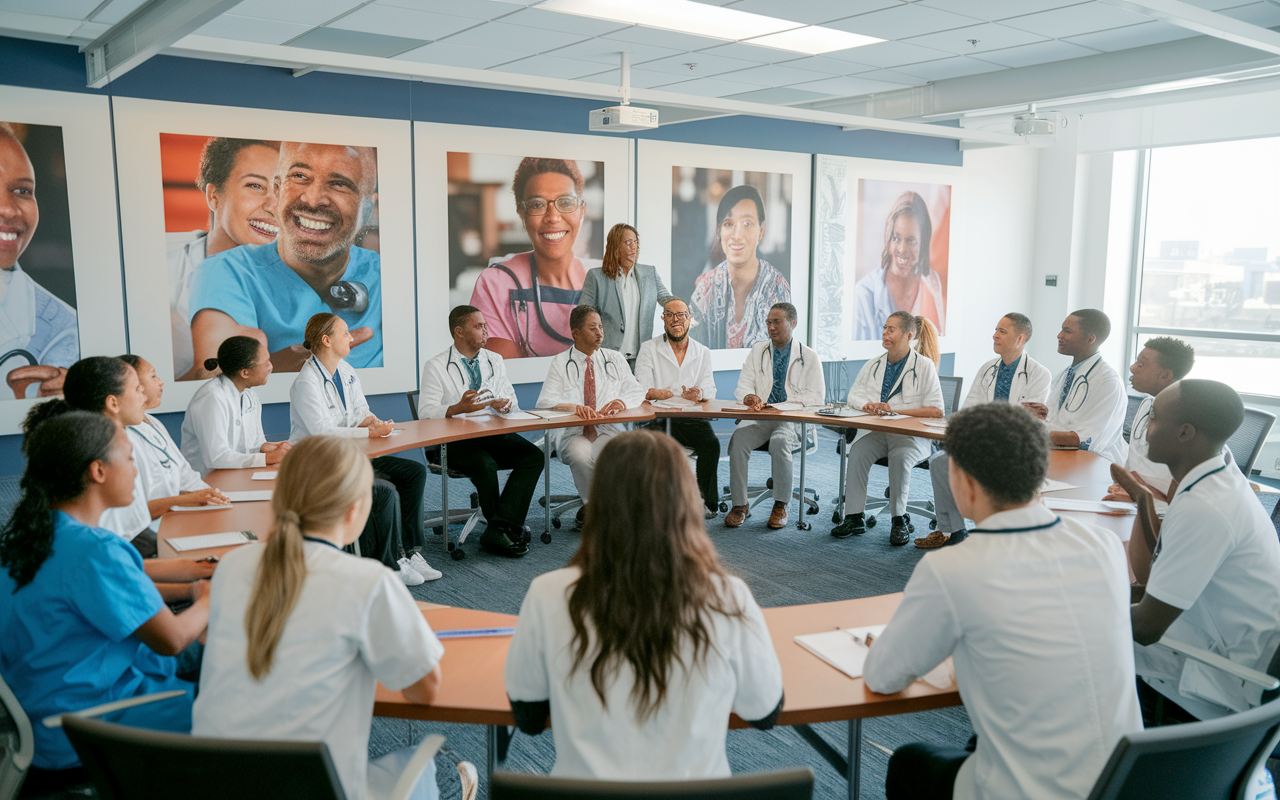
[62,716,347,800]
[406,390,420,421]
[1123,394,1145,443]
[0,672,33,800]
[938,375,964,417]
[491,767,814,800]
[1271,497,1280,545]
[1225,407,1276,477]
[822,361,850,404]
[1086,695,1280,800]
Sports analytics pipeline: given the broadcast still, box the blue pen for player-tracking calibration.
[434,627,516,639]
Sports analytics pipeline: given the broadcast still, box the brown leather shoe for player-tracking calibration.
[914,530,948,549]
[724,505,749,528]
[767,501,789,529]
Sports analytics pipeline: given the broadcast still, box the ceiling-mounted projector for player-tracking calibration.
[590,105,659,132]
[1013,106,1055,137]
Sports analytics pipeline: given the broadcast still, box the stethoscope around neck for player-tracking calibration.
[309,354,348,412]
[758,340,806,396]
[131,418,174,470]
[494,251,576,358]
[1060,355,1103,413]
[565,349,620,386]
[869,349,920,401]
[447,346,495,392]
[980,355,1031,398]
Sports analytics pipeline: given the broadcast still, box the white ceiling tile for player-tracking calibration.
[825,3,983,39]
[817,39,953,67]
[726,0,899,25]
[725,86,838,103]
[578,67,685,88]
[288,26,428,56]
[492,54,616,78]
[602,26,730,50]
[764,54,860,74]
[904,22,1048,55]
[916,0,1081,22]
[393,40,520,68]
[376,0,524,20]
[639,51,759,77]
[1217,2,1280,27]
[92,0,149,25]
[329,4,478,40]
[973,37,1100,67]
[0,0,100,16]
[195,12,314,44]
[652,75,766,96]
[550,38,683,65]
[717,62,845,86]
[696,41,822,63]
[890,55,1006,80]
[443,20,589,50]
[788,73,926,95]
[499,7,630,35]
[860,67,934,82]
[1063,20,1197,50]
[1001,2,1154,37]
[222,0,359,27]
[1180,0,1259,9]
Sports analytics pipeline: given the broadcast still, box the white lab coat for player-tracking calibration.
[129,414,208,532]
[733,339,825,430]
[418,346,518,420]
[1124,394,1174,514]
[1045,353,1128,464]
[167,231,206,377]
[536,346,644,453]
[0,263,79,397]
[181,375,269,476]
[961,353,1052,409]
[634,334,717,401]
[290,356,371,441]
[845,349,943,445]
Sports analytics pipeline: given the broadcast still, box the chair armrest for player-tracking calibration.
[387,734,446,800]
[41,690,189,729]
[1157,638,1280,691]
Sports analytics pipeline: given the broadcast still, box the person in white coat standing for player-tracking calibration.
[915,312,1051,549]
[831,312,943,546]
[290,313,438,586]
[724,303,824,531]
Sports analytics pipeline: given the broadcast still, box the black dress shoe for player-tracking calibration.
[889,516,912,546]
[479,528,529,558]
[831,513,867,539]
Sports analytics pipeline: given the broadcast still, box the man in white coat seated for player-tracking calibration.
[915,312,1051,549]
[864,402,1142,800]
[724,302,824,531]
[537,304,644,528]
[831,311,943,546]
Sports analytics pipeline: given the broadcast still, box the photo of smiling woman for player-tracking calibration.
[853,180,950,341]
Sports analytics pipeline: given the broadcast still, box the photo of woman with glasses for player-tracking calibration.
[579,223,677,368]
[468,158,593,359]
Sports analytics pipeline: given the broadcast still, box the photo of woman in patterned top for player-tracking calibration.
[688,184,791,350]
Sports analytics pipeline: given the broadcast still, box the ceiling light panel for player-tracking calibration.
[746,26,882,54]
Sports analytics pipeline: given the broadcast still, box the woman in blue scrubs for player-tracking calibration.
[0,412,208,789]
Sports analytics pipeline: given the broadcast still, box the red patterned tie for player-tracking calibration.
[583,355,598,442]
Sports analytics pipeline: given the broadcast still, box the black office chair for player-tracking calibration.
[718,426,821,528]
[1226,407,1276,477]
[491,767,814,800]
[63,716,446,800]
[1085,694,1280,800]
[1122,393,1145,444]
[407,390,480,560]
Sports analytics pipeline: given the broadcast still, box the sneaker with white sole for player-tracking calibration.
[405,552,443,581]
[397,558,425,586]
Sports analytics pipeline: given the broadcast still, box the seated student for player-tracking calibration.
[535,304,644,528]
[505,431,783,779]
[916,312,1051,549]
[634,298,721,519]
[725,302,824,530]
[291,312,439,586]
[419,305,543,558]
[863,403,1142,800]
[0,412,208,785]
[831,312,943,545]
[194,436,447,800]
[23,357,213,602]
[1023,309,1128,464]
[181,335,291,476]
[1122,380,1280,726]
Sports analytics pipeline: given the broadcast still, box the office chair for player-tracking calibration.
[718,425,821,528]
[491,767,814,800]
[830,375,963,530]
[537,429,585,531]
[407,391,481,560]
[1226,407,1276,477]
[63,716,448,800]
[0,672,33,800]
[1122,394,1145,444]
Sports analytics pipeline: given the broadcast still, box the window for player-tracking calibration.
[1135,137,1280,397]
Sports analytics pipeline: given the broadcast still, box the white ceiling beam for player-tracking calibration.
[1100,0,1280,57]
[81,0,242,88]
[166,35,1023,145]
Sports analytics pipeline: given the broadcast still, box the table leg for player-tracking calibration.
[486,724,512,780]
[441,443,451,554]
[796,422,810,531]
[666,417,671,435]
[793,720,861,800]
[837,435,847,519]
[543,442,551,540]
[849,718,861,800]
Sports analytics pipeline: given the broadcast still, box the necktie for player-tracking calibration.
[1057,365,1077,411]
[461,356,480,391]
[583,355,597,442]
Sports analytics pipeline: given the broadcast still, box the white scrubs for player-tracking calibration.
[1045,353,1128,464]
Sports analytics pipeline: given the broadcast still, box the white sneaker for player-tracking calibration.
[405,552,443,582]
[397,558,425,586]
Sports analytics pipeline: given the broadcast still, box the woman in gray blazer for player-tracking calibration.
[579,223,677,365]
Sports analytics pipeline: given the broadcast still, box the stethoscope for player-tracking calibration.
[979,355,1032,399]
[131,418,174,470]
[565,350,621,386]
[757,341,808,399]
[1060,356,1103,413]
[446,346,495,392]
[1131,398,1152,443]
[308,355,351,413]
[867,350,921,402]
[500,252,576,358]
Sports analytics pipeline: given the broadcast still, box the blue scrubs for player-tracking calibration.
[0,512,193,769]
[188,243,383,369]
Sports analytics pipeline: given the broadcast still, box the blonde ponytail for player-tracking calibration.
[915,316,941,367]
[244,436,374,679]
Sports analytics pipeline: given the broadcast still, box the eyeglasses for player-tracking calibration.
[622,238,639,247]
[663,311,691,320]
[519,195,584,215]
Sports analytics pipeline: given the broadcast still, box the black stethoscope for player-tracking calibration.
[308,355,350,412]
[565,350,621,386]
[1132,398,1152,443]
[1060,356,1103,413]
[758,342,808,400]
[131,418,175,470]
[446,346,495,392]
[980,356,1032,399]
[868,350,920,402]
[490,252,576,358]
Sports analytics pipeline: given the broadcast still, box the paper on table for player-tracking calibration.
[499,410,539,420]
[920,420,948,429]
[251,471,277,480]
[876,412,908,420]
[168,503,234,512]
[1039,478,1079,493]
[381,429,404,437]
[722,404,750,411]
[794,625,886,679]
[1044,497,1135,514]
[766,402,803,411]
[168,530,256,552]
[527,409,577,419]
[225,490,273,503]
[653,397,698,409]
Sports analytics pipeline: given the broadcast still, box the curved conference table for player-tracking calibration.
[157,402,1134,800]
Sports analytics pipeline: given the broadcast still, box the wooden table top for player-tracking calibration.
[659,399,947,440]
[372,595,960,727]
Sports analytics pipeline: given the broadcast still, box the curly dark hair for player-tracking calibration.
[196,137,274,193]
[1,412,121,588]
[944,403,1048,507]
[1143,336,1195,380]
[570,304,599,332]
[511,157,584,210]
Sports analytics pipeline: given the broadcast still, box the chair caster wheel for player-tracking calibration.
[541,532,552,544]
[806,506,818,515]
[831,511,843,524]
[451,548,466,561]
[552,519,561,529]
[432,527,444,536]
[866,516,877,528]
[908,524,915,533]
[929,519,937,530]
[797,522,812,531]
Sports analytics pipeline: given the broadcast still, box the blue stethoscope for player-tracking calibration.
[446,346,495,392]
[308,355,350,412]
[565,350,621,385]
[1060,356,1103,413]
[131,419,174,470]
[868,350,921,402]
[980,355,1032,399]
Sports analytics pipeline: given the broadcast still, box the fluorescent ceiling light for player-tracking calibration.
[539,0,882,54]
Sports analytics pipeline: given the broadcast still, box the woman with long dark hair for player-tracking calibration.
[0,412,206,780]
[505,430,783,778]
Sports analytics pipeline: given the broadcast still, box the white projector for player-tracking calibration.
[589,105,659,132]
[1013,112,1055,136]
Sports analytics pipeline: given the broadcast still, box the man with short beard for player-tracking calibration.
[187,141,382,375]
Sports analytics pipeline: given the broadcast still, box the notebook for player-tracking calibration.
[168,530,258,552]
[794,625,886,679]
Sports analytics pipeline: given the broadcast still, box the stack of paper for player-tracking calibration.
[794,625,886,679]
[767,402,804,411]
[527,409,577,419]
[921,420,948,429]
[168,530,256,552]
[1044,497,1135,514]
[1039,478,1080,493]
